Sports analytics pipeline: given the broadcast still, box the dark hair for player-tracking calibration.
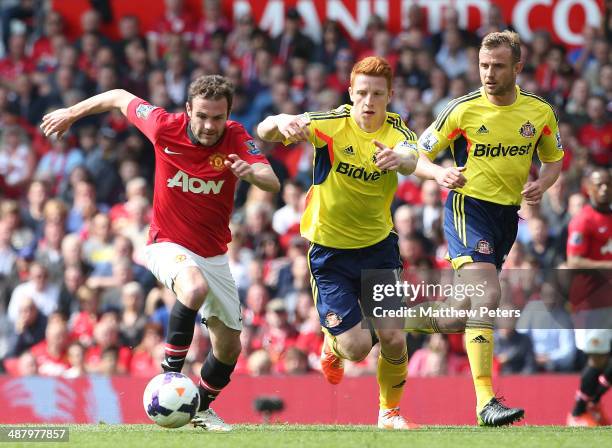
[187,75,234,112]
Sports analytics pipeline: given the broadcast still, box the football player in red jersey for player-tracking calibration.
[566,168,612,427]
[41,75,280,431]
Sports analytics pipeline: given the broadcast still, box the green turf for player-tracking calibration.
[2,424,611,448]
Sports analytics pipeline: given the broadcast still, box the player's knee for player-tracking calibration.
[340,340,371,362]
[377,330,406,351]
[176,281,208,309]
[473,283,501,310]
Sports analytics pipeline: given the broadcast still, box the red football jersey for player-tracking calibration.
[126,98,269,258]
[567,204,612,261]
[567,204,612,311]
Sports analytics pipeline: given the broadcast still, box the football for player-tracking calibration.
[143,372,200,428]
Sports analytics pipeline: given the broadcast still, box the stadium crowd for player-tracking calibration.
[0,0,610,380]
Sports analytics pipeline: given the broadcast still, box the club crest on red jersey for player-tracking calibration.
[209,153,225,171]
[519,121,536,138]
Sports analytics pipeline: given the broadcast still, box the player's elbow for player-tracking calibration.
[268,177,281,193]
[113,89,136,115]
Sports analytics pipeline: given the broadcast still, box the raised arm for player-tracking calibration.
[256,113,310,144]
[40,89,137,138]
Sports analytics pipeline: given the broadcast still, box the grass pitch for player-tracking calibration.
[3,424,610,448]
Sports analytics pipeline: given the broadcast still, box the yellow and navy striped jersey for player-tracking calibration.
[299,104,417,249]
[418,86,564,206]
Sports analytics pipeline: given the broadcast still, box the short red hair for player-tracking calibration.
[350,56,393,91]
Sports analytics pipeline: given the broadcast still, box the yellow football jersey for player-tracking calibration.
[299,105,417,249]
[418,86,564,206]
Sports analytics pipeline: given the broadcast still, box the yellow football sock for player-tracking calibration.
[465,327,494,412]
[377,349,408,410]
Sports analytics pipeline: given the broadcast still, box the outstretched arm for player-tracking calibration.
[257,113,310,144]
[40,89,137,138]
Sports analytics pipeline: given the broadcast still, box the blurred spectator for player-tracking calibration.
[0,32,34,89]
[85,312,131,374]
[69,285,99,348]
[540,173,569,239]
[282,346,309,374]
[83,127,122,204]
[0,220,17,279]
[578,95,611,166]
[526,216,563,270]
[82,212,114,269]
[6,296,47,357]
[30,313,69,376]
[66,179,108,234]
[8,262,59,322]
[87,234,155,294]
[17,350,38,376]
[435,28,469,80]
[247,348,272,376]
[0,125,35,194]
[408,333,449,377]
[0,199,36,252]
[20,179,49,237]
[494,326,536,374]
[63,341,86,378]
[193,0,230,51]
[99,346,119,375]
[35,220,65,281]
[146,0,196,64]
[119,281,147,347]
[476,3,509,37]
[146,285,175,335]
[258,298,298,368]
[243,282,270,328]
[430,7,478,54]
[314,20,349,72]
[516,282,576,372]
[272,8,314,64]
[272,179,303,236]
[129,322,164,377]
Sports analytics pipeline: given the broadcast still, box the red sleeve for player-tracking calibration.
[232,124,270,165]
[126,97,169,144]
[567,214,589,257]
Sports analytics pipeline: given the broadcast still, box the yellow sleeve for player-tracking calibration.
[537,107,564,163]
[417,105,460,160]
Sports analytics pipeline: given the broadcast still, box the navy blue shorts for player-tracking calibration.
[308,233,402,336]
[444,191,519,270]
